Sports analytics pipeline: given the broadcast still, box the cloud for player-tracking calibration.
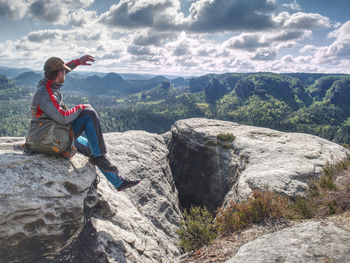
[187,0,276,32]
[274,12,330,29]
[132,31,174,46]
[295,55,313,64]
[27,30,57,42]
[282,0,301,11]
[0,0,95,27]
[276,41,296,49]
[282,54,294,63]
[25,29,103,44]
[63,0,94,9]
[173,44,190,56]
[28,0,62,23]
[195,46,216,57]
[0,0,26,19]
[166,36,193,57]
[224,29,310,52]
[252,48,277,60]
[2,0,350,75]
[299,44,318,53]
[317,41,350,63]
[127,45,153,56]
[328,21,350,41]
[316,21,350,63]
[99,0,181,30]
[68,10,97,27]
[268,29,310,42]
[224,33,270,51]
[99,0,277,33]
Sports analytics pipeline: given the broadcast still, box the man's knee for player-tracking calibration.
[81,105,98,118]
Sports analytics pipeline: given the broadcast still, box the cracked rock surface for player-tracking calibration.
[0,137,96,263]
[89,131,182,263]
[167,118,349,209]
[2,118,350,262]
[0,132,183,263]
[226,220,350,263]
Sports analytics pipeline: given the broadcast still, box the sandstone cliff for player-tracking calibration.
[167,118,349,211]
[0,132,182,263]
[1,118,349,262]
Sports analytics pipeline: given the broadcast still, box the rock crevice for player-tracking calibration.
[166,118,349,210]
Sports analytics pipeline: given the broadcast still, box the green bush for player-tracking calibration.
[216,132,236,142]
[288,196,315,219]
[177,206,217,252]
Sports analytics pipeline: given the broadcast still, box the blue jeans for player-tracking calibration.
[72,107,123,188]
[72,106,106,157]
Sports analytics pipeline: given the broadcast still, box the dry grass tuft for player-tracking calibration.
[178,156,350,253]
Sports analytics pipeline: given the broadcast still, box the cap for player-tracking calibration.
[44,57,71,72]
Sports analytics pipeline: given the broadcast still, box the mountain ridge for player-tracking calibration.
[1,70,350,145]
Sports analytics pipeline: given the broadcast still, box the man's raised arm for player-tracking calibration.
[65,55,95,72]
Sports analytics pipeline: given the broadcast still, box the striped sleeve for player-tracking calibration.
[39,80,85,125]
[65,59,80,72]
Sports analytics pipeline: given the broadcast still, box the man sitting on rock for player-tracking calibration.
[25,55,140,191]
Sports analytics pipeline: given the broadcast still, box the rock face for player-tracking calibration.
[0,132,182,263]
[2,118,350,262]
[167,118,349,210]
[87,131,182,262]
[226,221,350,263]
[0,137,96,263]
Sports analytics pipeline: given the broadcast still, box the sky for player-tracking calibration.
[0,0,349,76]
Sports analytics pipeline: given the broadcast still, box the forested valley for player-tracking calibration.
[1,68,350,145]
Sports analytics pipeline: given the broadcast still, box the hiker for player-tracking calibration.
[25,55,140,191]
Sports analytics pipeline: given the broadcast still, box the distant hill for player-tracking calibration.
[14,71,42,89]
[0,66,34,79]
[0,75,30,100]
[0,75,16,90]
[127,75,169,94]
[171,77,189,87]
[63,72,133,95]
[119,73,161,80]
[6,69,171,96]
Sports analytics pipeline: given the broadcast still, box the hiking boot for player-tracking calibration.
[117,179,141,192]
[21,143,35,155]
[89,155,117,171]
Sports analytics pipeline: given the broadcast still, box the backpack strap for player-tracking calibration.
[41,121,56,144]
[62,127,76,159]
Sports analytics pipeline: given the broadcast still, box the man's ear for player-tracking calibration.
[58,70,66,79]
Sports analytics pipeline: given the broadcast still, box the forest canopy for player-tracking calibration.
[1,72,350,145]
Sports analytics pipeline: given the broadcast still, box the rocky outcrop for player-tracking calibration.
[167,118,349,210]
[0,137,96,263]
[0,132,182,263]
[226,220,350,263]
[86,132,182,262]
[2,118,350,262]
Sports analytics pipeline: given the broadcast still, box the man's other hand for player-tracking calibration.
[79,55,95,66]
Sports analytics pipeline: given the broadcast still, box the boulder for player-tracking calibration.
[226,220,350,263]
[0,137,96,263]
[167,118,349,210]
[0,131,183,263]
[88,131,182,262]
